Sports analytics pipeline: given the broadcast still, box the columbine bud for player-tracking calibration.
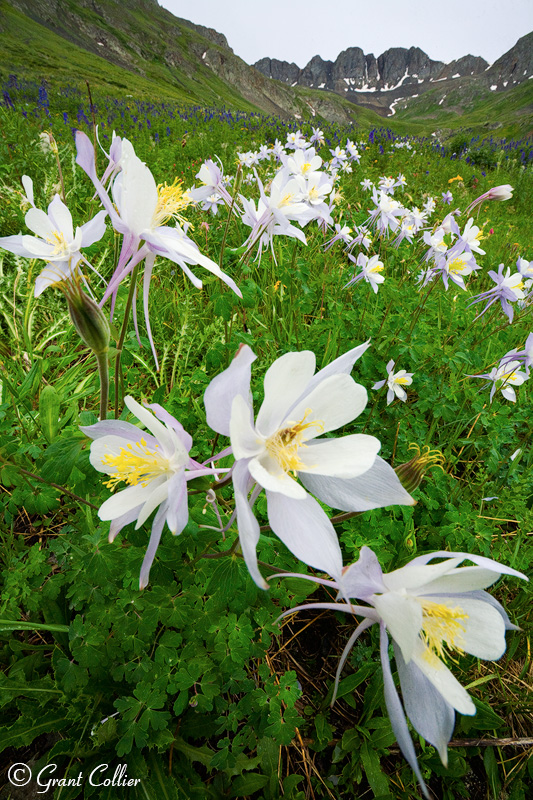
[39,131,58,156]
[394,444,445,494]
[67,285,110,356]
[465,184,514,215]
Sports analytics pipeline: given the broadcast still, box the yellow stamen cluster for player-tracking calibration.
[448,256,468,274]
[369,262,384,274]
[266,409,324,475]
[279,192,295,207]
[420,599,468,663]
[46,230,69,257]
[153,179,192,227]
[102,438,168,489]
[407,443,445,470]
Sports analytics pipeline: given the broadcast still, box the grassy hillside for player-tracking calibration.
[0,0,261,110]
[394,78,533,138]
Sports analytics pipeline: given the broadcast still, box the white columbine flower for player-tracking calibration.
[459,217,486,255]
[0,188,106,297]
[373,360,414,404]
[204,344,414,588]
[274,547,527,798]
[81,396,220,588]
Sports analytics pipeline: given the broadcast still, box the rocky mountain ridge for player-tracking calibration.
[254,33,533,115]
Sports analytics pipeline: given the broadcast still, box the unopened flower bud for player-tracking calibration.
[394,444,445,494]
[67,286,110,356]
[39,131,58,156]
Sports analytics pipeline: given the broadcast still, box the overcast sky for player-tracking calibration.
[159,0,533,68]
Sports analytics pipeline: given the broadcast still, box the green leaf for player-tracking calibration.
[256,736,279,776]
[229,772,269,797]
[0,711,69,752]
[0,619,69,633]
[484,747,501,798]
[360,741,391,797]
[39,385,61,443]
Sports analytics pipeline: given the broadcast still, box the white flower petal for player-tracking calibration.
[248,454,306,499]
[89,432,158,473]
[297,434,380,478]
[429,596,506,660]
[395,643,455,766]
[299,456,415,512]
[256,351,316,437]
[24,207,54,239]
[384,560,463,593]
[230,394,263,459]
[372,591,422,663]
[417,567,501,595]
[266,490,343,580]
[124,396,178,457]
[233,460,268,590]
[412,640,475,716]
[135,479,171,529]
[120,154,158,235]
[289,373,367,434]
[204,344,256,437]
[98,478,166,521]
[47,195,74,241]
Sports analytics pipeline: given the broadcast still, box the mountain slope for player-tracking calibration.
[0,0,531,137]
[0,0,383,125]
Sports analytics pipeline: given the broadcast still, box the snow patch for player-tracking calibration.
[438,95,446,105]
[97,42,104,46]
[490,84,498,90]
[319,82,325,88]
[418,78,424,83]
[388,99,400,116]
[291,81,297,86]
[452,73,460,78]
[202,52,206,60]
[503,80,508,87]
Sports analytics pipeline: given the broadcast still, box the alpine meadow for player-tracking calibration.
[0,1,532,799]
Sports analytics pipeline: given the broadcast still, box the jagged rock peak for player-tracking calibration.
[437,55,489,80]
[485,31,533,87]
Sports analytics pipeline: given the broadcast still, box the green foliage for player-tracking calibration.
[0,74,531,800]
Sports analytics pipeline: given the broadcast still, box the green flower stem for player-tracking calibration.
[96,349,109,421]
[53,148,67,205]
[114,263,140,419]
[1,458,99,510]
